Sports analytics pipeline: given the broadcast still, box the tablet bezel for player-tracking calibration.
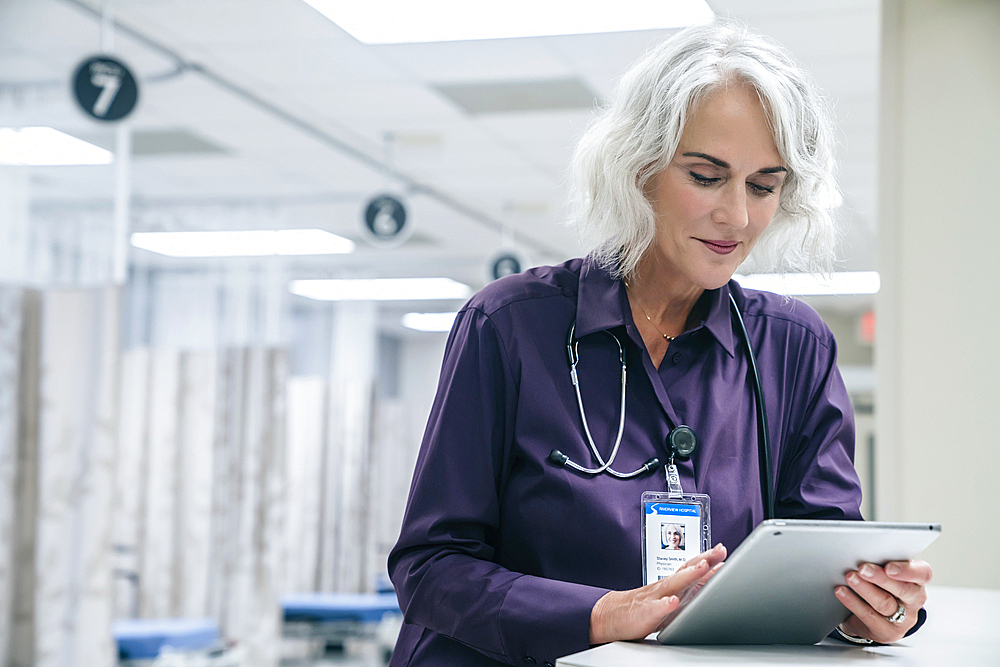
[655,519,941,645]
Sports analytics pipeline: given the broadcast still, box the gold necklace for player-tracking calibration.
[624,280,677,341]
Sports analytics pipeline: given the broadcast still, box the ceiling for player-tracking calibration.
[0,0,880,306]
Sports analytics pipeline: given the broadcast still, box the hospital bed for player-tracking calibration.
[281,592,402,664]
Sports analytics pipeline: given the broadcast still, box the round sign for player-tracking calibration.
[490,252,523,281]
[362,194,409,245]
[72,55,139,122]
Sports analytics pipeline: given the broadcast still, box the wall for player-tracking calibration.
[877,0,1000,588]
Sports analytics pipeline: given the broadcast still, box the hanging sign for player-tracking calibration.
[361,193,410,246]
[72,55,139,122]
[487,251,527,282]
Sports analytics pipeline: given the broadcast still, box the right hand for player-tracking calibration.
[589,543,727,644]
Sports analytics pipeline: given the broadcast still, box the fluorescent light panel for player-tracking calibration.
[734,272,881,296]
[402,311,459,332]
[291,278,471,301]
[131,230,355,257]
[0,127,113,166]
[304,0,713,43]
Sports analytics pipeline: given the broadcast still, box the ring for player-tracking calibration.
[886,602,907,624]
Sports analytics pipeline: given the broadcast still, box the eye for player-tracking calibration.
[748,181,776,196]
[689,171,720,186]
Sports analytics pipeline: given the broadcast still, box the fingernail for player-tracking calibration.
[886,563,900,576]
[835,587,848,598]
[668,595,678,605]
[860,564,876,577]
[847,573,860,585]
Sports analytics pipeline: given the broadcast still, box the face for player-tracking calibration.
[643,83,787,292]
[663,524,683,548]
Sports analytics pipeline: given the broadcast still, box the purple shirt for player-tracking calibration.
[388,258,862,666]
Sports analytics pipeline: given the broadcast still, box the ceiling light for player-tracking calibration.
[131,230,355,257]
[304,0,713,44]
[290,278,472,301]
[402,311,459,332]
[0,127,113,166]
[733,272,881,296]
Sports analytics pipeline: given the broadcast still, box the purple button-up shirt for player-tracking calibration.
[389,257,862,666]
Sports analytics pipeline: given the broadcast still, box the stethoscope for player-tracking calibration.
[547,292,776,520]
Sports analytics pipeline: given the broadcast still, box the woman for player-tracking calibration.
[661,524,685,551]
[388,20,931,666]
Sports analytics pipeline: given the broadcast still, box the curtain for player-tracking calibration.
[113,346,287,667]
[0,287,121,667]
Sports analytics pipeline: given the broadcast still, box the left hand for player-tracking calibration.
[835,559,933,644]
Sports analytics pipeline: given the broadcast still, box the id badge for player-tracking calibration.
[641,491,711,584]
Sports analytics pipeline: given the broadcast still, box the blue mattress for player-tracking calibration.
[282,592,401,624]
[113,618,219,659]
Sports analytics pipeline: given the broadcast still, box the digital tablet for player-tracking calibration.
[655,519,941,645]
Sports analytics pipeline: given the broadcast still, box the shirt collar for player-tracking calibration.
[574,257,737,357]
[575,257,627,338]
[698,282,737,358]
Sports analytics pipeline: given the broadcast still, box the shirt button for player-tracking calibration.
[545,662,555,667]
[523,657,536,665]
[672,353,682,364]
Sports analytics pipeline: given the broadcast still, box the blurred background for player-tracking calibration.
[0,0,997,665]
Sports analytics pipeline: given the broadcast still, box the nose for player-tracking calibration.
[712,181,749,229]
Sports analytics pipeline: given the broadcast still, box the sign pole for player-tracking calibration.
[112,123,131,284]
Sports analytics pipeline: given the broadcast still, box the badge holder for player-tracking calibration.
[641,458,711,584]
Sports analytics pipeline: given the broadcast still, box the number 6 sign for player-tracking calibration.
[72,55,139,122]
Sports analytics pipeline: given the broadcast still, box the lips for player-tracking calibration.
[699,239,739,255]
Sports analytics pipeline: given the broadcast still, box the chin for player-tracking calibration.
[697,272,738,291]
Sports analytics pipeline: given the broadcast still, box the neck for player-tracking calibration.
[627,260,704,334]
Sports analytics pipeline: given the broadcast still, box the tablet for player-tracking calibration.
[655,519,941,645]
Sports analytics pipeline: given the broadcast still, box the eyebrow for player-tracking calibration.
[682,152,787,174]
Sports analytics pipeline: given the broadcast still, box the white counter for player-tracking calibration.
[557,586,1000,666]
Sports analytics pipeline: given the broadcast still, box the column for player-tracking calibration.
[876,0,1000,587]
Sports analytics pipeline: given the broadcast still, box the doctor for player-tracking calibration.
[389,19,931,666]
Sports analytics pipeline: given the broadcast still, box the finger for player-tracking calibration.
[855,563,927,609]
[663,558,712,591]
[844,568,903,617]
[883,559,933,586]
[697,561,725,587]
[834,587,905,644]
[679,543,727,571]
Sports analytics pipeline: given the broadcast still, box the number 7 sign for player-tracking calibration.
[72,56,139,122]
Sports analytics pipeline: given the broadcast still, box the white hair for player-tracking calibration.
[569,19,841,280]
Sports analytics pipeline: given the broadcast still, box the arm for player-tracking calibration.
[774,330,863,521]
[774,325,932,643]
[388,307,607,665]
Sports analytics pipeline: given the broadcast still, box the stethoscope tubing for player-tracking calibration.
[566,326,652,478]
[727,293,775,520]
[554,291,775,520]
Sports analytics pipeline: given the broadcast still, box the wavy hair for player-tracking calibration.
[569,19,841,280]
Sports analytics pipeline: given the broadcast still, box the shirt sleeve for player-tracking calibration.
[775,326,864,520]
[388,306,608,666]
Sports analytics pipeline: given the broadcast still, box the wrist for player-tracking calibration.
[589,591,616,645]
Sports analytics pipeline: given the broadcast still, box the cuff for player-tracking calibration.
[498,575,608,666]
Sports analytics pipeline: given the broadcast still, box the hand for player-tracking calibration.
[836,559,932,644]
[589,543,727,644]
